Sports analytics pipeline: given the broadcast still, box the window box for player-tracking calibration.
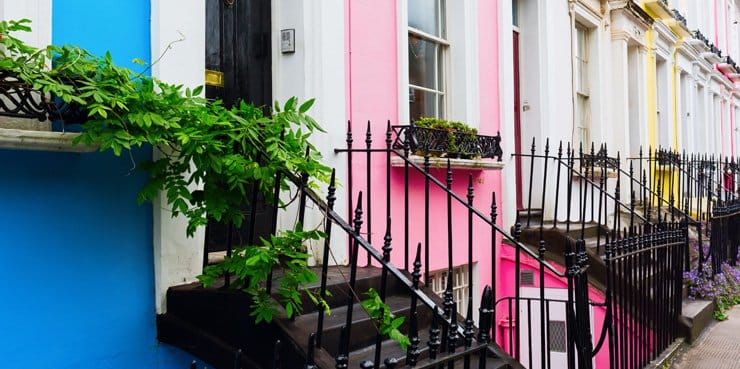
[392,124,503,161]
[0,71,94,152]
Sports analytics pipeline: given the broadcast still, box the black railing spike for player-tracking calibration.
[354,192,364,234]
[448,301,459,353]
[491,192,498,223]
[346,120,353,145]
[382,216,392,262]
[359,361,374,369]
[513,222,522,241]
[412,242,422,288]
[467,175,474,203]
[443,267,454,318]
[477,285,493,343]
[385,120,392,146]
[428,306,441,359]
[316,169,337,347]
[365,120,372,145]
[464,301,474,348]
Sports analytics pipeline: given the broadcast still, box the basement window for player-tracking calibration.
[430,264,470,315]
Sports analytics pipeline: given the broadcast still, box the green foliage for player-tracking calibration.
[361,288,411,350]
[414,117,478,136]
[1,20,333,323]
[0,20,331,235]
[198,225,329,323]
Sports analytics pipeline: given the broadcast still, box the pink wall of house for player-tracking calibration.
[344,0,504,302]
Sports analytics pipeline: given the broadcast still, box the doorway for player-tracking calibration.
[518,287,594,369]
[204,0,273,255]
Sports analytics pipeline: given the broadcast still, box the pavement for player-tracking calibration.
[670,305,740,369]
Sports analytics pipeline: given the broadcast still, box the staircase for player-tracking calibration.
[158,266,522,368]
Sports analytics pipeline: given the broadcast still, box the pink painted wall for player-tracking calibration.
[344,0,503,304]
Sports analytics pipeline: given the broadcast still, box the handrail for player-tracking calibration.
[512,153,650,225]
[613,165,697,223]
[281,166,467,333]
[385,148,565,277]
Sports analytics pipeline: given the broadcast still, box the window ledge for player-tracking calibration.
[391,155,505,171]
[0,128,98,153]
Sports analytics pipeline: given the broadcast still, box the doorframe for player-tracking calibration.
[513,29,523,210]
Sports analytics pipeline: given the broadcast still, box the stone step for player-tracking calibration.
[679,299,716,343]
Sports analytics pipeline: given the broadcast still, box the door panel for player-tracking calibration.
[205,0,273,253]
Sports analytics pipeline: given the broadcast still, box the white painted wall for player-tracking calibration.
[272,0,348,265]
[0,0,51,49]
[150,0,206,314]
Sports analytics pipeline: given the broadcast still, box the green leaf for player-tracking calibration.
[298,98,315,113]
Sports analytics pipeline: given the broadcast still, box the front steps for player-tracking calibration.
[158,266,521,368]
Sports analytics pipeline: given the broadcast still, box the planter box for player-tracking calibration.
[392,124,503,161]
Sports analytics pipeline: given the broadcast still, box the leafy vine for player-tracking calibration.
[0,19,331,322]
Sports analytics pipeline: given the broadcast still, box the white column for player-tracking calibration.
[610,35,630,155]
[150,0,206,314]
[0,0,51,49]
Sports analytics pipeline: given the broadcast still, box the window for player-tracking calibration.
[408,0,448,121]
[575,24,591,147]
[430,264,470,315]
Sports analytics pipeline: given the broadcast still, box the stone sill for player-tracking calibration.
[391,155,505,171]
[0,128,98,153]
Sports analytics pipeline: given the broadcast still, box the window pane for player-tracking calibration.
[409,35,442,90]
[409,88,443,120]
[408,0,443,37]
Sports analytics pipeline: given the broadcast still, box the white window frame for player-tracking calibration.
[398,1,479,128]
[406,0,449,121]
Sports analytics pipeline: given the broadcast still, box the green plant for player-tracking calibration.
[198,225,329,322]
[0,19,332,322]
[362,288,411,350]
[413,117,479,158]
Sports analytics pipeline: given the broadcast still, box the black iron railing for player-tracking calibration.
[197,118,702,368]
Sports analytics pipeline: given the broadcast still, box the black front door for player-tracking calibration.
[204,0,273,254]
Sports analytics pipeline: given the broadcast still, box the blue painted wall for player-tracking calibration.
[0,1,198,368]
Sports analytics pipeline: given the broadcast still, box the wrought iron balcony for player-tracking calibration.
[0,71,87,124]
[671,9,687,27]
[392,124,503,161]
[581,147,619,171]
[655,149,681,166]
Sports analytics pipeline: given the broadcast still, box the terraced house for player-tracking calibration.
[1,0,739,369]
